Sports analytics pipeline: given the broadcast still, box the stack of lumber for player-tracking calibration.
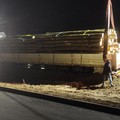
[0,29,105,53]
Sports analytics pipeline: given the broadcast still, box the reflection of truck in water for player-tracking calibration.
[0,29,120,73]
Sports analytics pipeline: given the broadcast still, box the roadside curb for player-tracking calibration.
[0,86,119,116]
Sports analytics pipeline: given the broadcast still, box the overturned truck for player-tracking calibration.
[0,29,120,73]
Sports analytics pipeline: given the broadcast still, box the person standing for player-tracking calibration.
[102,59,114,87]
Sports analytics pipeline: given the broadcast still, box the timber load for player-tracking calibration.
[0,29,104,54]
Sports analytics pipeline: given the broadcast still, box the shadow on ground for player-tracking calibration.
[0,63,103,86]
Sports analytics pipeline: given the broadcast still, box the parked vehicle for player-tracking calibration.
[0,29,119,73]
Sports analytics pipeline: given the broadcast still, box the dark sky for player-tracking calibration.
[0,0,120,35]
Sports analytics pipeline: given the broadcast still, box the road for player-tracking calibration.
[0,91,119,120]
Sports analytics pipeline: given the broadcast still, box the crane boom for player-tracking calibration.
[103,0,116,61]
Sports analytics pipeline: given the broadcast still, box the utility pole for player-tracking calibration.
[103,0,115,61]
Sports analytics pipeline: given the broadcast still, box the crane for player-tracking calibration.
[103,0,117,61]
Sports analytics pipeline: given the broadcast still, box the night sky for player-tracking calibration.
[0,0,120,35]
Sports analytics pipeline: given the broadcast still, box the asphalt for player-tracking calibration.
[0,87,119,117]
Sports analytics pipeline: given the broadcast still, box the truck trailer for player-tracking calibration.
[0,29,120,73]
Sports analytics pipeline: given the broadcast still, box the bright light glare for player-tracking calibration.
[0,32,6,40]
[32,36,35,39]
